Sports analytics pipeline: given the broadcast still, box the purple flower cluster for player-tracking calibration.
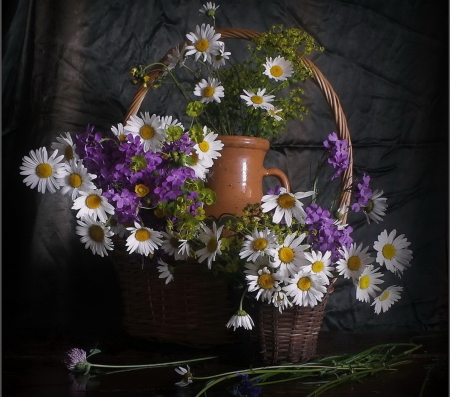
[351,173,372,212]
[304,203,353,264]
[75,125,201,225]
[323,132,350,180]
[230,374,262,397]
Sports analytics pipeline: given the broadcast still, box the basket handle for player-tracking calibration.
[124,27,353,223]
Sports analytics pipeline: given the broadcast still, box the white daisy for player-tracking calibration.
[58,159,97,200]
[175,365,193,387]
[226,310,254,331]
[165,44,186,71]
[186,151,210,180]
[263,56,294,81]
[20,147,64,194]
[246,266,280,302]
[363,190,387,224]
[160,115,184,131]
[373,229,413,276]
[270,233,310,279]
[336,243,374,284]
[72,189,115,222]
[372,285,403,314]
[160,228,190,261]
[157,259,175,284]
[240,88,275,110]
[243,255,273,276]
[51,132,79,162]
[111,123,128,142]
[199,2,219,18]
[239,227,278,262]
[126,222,163,256]
[109,216,127,238]
[261,187,315,226]
[271,289,293,313]
[124,112,166,153]
[283,269,327,307]
[356,265,384,303]
[302,250,334,285]
[193,128,223,167]
[211,43,230,69]
[193,77,224,103]
[75,215,114,257]
[177,239,192,259]
[185,23,222,62]
[195,222,224,268]
[267,107,283,121]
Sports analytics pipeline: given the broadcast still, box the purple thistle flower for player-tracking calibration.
[323,132,350,180]
[63,348,87,371]
[230,374,262,397]
[351,173,372,212]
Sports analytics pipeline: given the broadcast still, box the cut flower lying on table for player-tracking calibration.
[20,2,413,330]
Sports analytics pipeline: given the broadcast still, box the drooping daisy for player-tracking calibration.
[283,269,327,307]
[226,309,254,331]
[336,243,374,284]
[196,222,224,268]
[185,23,222,62]
[211,43,231,69]
[372,285,403,314]
[239,227,278,262]
[363,189,387,224]
[109,216,127,238]
[75,215,114,257]
[240,88,275,110]
[51,132,78,162]
[165,44,186,71]
[263,56,294,82]
[193,77,224,103]
[193,128,223,168]
[124,112,166,153]
[160,228,190,261]
[175,365,193,387]
[199,2,219,18]
[58,159,97,200]
[20,147,64,194]
[373,229,413,276]
[355,265,384,303]
[261,187,315,226]
[270,233,310,278]
[246,266,280,302]
[111,123,128,142]
[157,259,175,284]
[302,250,334,284]
[267,107,283,121]
[126,222,163,256]
[271,289,293,313]
[72,189,115,222]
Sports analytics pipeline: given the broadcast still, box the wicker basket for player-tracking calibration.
[119,27,353,357]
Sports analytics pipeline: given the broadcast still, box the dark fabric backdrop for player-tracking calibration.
[2,0,448,343]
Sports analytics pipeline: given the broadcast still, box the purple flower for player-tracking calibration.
[323,132,350,180]
[230,374,262,397]
[351,174,372,212]
[63,348,87,371]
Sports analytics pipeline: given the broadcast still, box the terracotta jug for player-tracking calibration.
[205,136,290,219]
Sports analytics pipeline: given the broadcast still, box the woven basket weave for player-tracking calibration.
[117,27,353,356]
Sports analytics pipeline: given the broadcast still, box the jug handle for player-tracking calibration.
[264,168,291,193]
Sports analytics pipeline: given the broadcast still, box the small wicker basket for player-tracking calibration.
[116,27,353,358]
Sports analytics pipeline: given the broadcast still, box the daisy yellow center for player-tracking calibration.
[364,199,374,213]
[135,184,150,197]
[359,275,371,290]
[251,95,263,104]
[154,208,165,218]
[170,237,179,249]
[195,38,209,52]
[68,173,82,188]
[380,291,390,301]
[202,86,215,97]
[135,228,151,242]
[348,256,362,271]
[206,238,218,252]
[36,163,52,178]
[279,247,294,263]
[190,152,199,165]
[270,65,283,77]
[198,141,210,153]
[258,273,275,290]
[65,145,74,161]
[253,238,268,251]
[382,244,396,259]
[297,276,311,291]
[140,125,155,140]
[118,134,127,142]
[88,225,105,243]
[278,193,295,209]
[85,194,102,209]
[312,261,324,273]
